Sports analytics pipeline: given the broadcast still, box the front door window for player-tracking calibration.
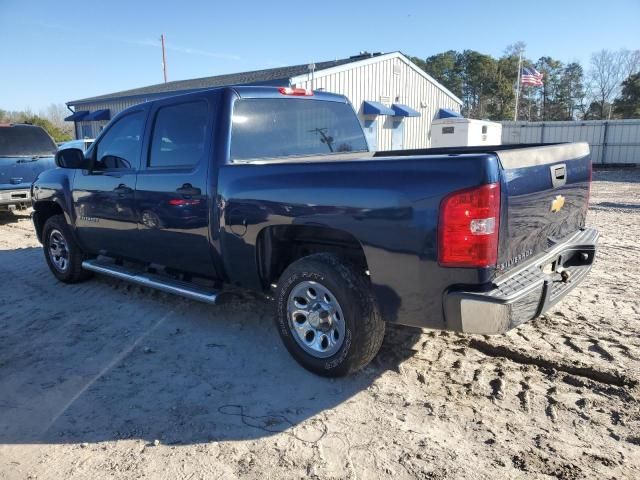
[95,112,145,171]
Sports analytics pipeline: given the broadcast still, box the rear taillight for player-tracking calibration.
[438,183,501,268]
[168,199,201,206]
[278,87,313,96]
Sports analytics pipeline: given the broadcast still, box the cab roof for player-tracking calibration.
[230,86,349,103]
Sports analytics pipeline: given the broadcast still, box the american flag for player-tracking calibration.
[521,66,544,87]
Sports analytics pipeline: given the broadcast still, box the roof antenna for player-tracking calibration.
[161,33,168,83]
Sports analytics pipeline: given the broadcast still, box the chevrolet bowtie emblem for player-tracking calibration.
[551,195,565,213]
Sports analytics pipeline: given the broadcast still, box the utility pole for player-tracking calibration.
[161,33,168,83]
[514,50,523,121]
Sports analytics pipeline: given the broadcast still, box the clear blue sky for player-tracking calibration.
[1,0,638,111]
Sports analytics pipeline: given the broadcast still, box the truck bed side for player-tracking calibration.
[217,154,501,329]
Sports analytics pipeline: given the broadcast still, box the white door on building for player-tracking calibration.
[362,118,378,151]
[391,119,404,150]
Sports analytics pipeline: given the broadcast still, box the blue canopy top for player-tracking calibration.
[362,101,395,116]
[391,104,420,117]
[64,110,89,121]
[84,109,111,121]
[437,108,463,119]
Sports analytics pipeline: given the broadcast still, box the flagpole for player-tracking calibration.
[514,51,522,121]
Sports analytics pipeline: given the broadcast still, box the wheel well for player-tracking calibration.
[257,225,368,288]
[33,202,64,242]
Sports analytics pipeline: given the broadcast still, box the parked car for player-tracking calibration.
[58,138,94,152]
[32,86,598,376]
[0,123,57,212]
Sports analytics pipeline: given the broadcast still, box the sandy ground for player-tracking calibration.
[0,169,638,480]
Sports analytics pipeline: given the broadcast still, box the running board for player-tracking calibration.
[81,259,219,305]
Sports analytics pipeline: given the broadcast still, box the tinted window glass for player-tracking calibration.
[96,111,144,170]
[0,125,57,156]
[230,99,368,161]
[149,101,208,168]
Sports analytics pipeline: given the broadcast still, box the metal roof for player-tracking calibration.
[68,53,386,106]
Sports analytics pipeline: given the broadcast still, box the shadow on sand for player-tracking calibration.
[0,246,422,446]
[0,210,30,226]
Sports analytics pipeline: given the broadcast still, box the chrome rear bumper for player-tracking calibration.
[444,228,598,334]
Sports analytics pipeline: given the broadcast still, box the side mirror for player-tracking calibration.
[55,148,90,169]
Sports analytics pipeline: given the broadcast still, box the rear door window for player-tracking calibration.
[230,98,368,161]
[148,101,209,168]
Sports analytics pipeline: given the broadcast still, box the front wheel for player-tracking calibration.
[42,214,92,283]
[274,253,385,377]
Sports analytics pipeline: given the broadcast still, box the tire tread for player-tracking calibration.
[42,214,92,283]
[274,253,385,376]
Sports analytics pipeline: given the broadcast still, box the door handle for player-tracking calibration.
[550,164,567,188]
[113,184,133,195]
[176,183,201,196]
[554,166,566,179]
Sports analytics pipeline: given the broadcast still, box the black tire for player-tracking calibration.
[274,253,385,377]
[42,214,92,283]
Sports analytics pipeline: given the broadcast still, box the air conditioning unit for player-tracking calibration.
[431,118,502,148]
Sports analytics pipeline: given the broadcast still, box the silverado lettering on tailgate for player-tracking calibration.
[498,249,534,271]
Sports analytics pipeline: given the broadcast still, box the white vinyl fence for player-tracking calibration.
[501,119,640,164]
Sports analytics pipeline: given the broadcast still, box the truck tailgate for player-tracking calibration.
[0,156,57,190]
[496,143,591,273]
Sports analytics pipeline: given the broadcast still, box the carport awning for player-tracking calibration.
[64,110,89,121]
[85,109,111,121]
[362,101,395,116]
[437,108,463,119]
[391,104,421,117]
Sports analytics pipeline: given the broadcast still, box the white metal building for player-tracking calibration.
[66,52,462,150]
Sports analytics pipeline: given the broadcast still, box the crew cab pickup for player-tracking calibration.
[32,86,597,376]
[1,124,57,211]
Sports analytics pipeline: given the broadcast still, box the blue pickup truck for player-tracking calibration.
[32,86,597,376]
[0,124,57,212]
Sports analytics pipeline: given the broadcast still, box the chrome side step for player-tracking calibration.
[81,259,219,305]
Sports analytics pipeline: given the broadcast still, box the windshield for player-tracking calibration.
[0,125,57,156]
[230,98,369,161]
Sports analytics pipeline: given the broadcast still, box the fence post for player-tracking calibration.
[601,121,609,165]
[541,122,545,143]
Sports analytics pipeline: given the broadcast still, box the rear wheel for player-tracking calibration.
[274,253,385,377]
[42,214,92,283]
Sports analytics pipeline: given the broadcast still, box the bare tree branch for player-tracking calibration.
[588,49,640,119]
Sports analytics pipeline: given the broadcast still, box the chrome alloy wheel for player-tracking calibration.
[48,229,70,273]
[286,280,346,358]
